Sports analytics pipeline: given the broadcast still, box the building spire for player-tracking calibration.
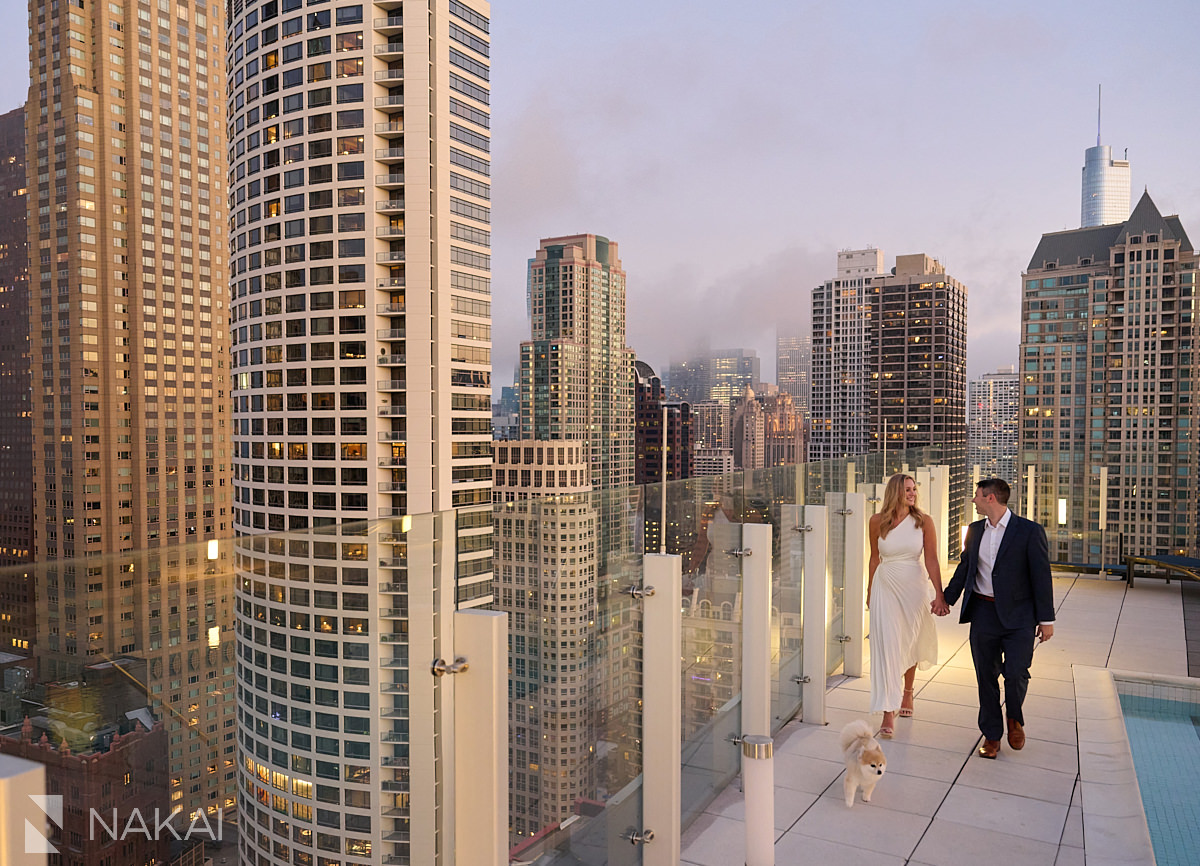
[1097,83,1102,147]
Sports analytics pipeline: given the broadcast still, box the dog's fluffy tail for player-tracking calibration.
[839,719,874,751]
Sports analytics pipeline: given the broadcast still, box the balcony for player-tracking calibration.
[379,633,408,644]
[379,608,408,618]
[379,582,407,593]
[376,354,406,366]
[374,95,405,113]
[374,42,404,58]
[375,121,404,138]
[376,380,406,393]
[376,226,405,239]
[376,251,406,264]
[375,146,405,163]
[375,69,406,83]
[377,329,406,341]
[378,482,406,493]
[377,302,406,314]
[373,15,403,34]
[376,201,405,216]
[375,173,405,189]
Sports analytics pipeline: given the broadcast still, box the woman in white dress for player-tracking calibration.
[868,474,949,737]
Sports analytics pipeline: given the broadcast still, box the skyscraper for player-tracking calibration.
[0,106,30,571]
[811,249,969,537]
[809,248,883,459]
[775,332,811,412]
[968,366,1019,483]
[522,234,634,489]
[1021,191,1197,562]
[26,0,236,826]
[223,2,493,863]
[634,360,692,486]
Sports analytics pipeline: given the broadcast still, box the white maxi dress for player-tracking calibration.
[869,516,938,714]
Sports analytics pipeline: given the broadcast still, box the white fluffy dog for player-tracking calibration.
[840,720,887,807]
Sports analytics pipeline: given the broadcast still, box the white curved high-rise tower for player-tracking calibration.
[224,1,492,863]
[1081,144,1130,228]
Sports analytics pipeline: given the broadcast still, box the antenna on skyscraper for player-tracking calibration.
[1097,84,1102,147]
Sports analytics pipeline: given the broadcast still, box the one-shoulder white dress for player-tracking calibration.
[869,516,938,713]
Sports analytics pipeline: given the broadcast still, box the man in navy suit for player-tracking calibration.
[944,479,1055,758]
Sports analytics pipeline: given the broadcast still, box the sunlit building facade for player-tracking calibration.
[223,1,493,863]
[1021,191,1198,562]
[25,0,237,826]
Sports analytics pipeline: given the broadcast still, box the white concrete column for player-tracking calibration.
[452,609,508,866]
[0,754,47,866]
[840,492,868,678]
[742,736,775,866]
[928,464,949,559]
[642,553,683,866]
[741,523,773,739]
[801,505,829,724]
[1026,464,1036,519]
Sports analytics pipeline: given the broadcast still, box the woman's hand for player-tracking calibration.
[931,594,950,616]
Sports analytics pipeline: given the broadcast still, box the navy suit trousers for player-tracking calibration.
[968,595,1035,741]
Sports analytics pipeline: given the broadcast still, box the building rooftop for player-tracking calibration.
[682,572,1185,865]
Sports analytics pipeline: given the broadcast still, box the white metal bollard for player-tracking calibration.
[742,735,775,866]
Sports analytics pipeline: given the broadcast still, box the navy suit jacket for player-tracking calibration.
[945,512,1055,629]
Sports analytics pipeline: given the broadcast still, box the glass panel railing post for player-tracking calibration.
[800,505,829,724]
[777,504,806,726]
[740,523,773,741]
[841,492,869,678]
[741,736,774,866]
[642,552,683,866]
[450,609,508,866]
[824,492,847,676]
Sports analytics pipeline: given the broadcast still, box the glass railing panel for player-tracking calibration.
[672,468,744,831]
[774,475,806,730]
[0,536,241,860]
[502,484,646,866]
[826,491,849,676]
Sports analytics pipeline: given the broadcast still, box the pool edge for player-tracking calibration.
[1072,665,1156,866]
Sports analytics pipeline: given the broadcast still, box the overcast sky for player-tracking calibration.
[4,0,1199,387]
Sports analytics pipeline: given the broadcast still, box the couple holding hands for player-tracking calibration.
[867,475,1055,758]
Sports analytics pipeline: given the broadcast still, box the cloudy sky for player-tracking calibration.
[3,0,1198,387]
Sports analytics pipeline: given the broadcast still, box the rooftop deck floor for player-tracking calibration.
[681,573,1188,865]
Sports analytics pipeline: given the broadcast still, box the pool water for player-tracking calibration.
[1117,692,1200,866]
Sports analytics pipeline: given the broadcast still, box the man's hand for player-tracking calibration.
[1036,623,1054,641]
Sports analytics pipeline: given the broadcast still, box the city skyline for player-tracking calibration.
[3,2,1200,387]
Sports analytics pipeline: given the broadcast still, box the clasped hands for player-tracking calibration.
[930,595,950,617]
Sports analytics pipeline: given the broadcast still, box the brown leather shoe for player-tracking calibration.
[1007,719,1025,751]
[978,739,1001,759]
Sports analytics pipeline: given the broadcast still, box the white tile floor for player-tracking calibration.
[680,573,1187,865]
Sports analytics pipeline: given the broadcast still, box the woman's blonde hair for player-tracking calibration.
[878,473,926,539]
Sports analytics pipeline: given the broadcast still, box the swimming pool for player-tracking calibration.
[1117,681,1200,866]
